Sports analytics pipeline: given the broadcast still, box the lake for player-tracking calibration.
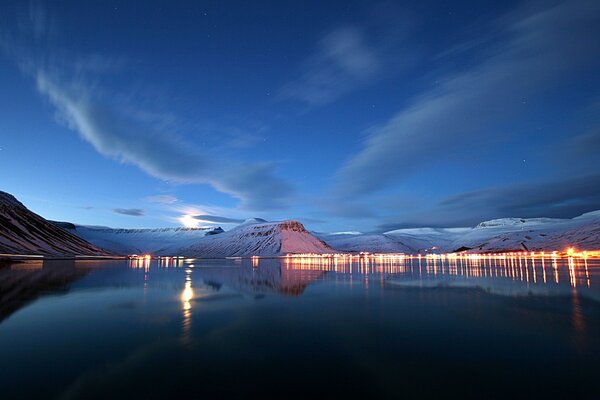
[1,254,599,399]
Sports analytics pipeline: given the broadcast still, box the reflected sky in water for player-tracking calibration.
[1,255,599,398]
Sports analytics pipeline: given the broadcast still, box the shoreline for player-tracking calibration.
[2,250,600,262]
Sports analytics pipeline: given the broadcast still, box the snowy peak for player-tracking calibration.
[62,218,332,257]
[574,210,600,220]
[475,217,563,228]
[279,220,309,232]
[324,210,600,254]
[181,220,333,257]
[251,220,306,233]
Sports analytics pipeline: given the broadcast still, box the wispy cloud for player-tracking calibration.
[166,201,251,225]
[34,74,292,210]
[145,195,178,205]
[568,120,600,158]
[440,174,600,220]
[192,215,244,224]
[335,0,600,197]
[377,173,600,230]
[113,208,145,217]
[278,27,380,107]
[1,4,292,211]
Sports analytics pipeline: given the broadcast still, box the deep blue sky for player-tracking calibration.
[1,0,599,232]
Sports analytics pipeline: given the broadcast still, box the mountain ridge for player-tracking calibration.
[162,220,333,257]
[321,211,600,254]
[60,219,333,257]
[0,191,110,256]
[2,190,599,257]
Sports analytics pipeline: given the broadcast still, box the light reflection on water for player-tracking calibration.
[280,254,594,288]
[180,267,193,346]
[0,255,599,398]
[127,253,598,290]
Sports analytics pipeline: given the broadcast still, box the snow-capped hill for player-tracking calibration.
[0,191,109,256]
[463,214,600,253]
[324,210,600,254]
[61,220,331,257]
[475,217,563,228]
[574,210,600,220]
[321,227,472,254]
[61,225,224,255]
[320,233,415,253]
[181,220,333,257]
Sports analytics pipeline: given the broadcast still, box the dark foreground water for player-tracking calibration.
[1,255,599,399]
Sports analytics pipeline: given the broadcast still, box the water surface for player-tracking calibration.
[1,255,599,398]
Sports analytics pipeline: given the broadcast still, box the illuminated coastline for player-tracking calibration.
[282,251,596,289]
[127,249,599,291]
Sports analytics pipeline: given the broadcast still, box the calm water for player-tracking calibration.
[1,255,599,399]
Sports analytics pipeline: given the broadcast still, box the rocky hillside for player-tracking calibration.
[0,191,110,256]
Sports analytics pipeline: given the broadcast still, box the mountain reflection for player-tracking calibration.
[0,259,92,323]
[195,258,325,297]
[2,254,596,327]
[136,254,600,302]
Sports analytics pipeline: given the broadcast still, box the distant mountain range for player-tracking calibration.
[319,212,600,253]
[51,223,225,255]
[58,219,333,257]
[1,190,599,257]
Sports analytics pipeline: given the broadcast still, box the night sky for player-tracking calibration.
[1,0,599,232]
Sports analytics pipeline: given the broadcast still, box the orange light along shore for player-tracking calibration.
[285,249,600,259]
[125,249,600,260]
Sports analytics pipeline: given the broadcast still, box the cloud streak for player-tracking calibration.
[377,173,600,230]
[279,27,380,107]
[440,174,600,219]
[335,0,600,197]
[145,195,178,205]
[192,215,244,224]
[113,208,145,217]
[2,4,293,211]
[34,74,292,210]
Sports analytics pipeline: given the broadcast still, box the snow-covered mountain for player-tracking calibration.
[0,191,109,256]
[319,211,600,254]
[319,233,417,253]
[452,211,600,253]
[61,219,332,257]
[55,224,224,255]
[181,220,334,257]
[4,188,597,257]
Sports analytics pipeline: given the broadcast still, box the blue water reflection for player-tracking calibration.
[0,255,599,398]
